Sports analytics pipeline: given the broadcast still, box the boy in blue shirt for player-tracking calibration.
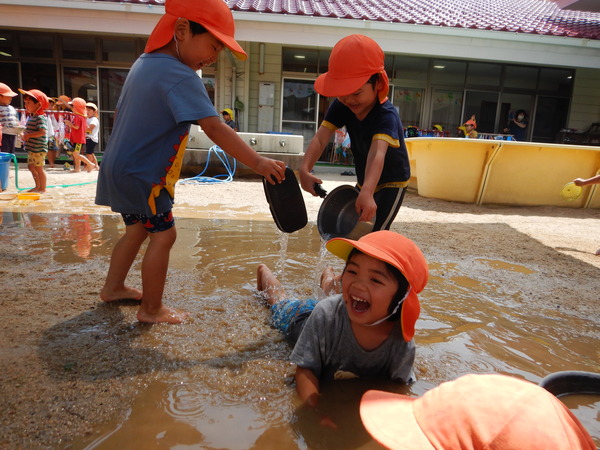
[96,0,285,324]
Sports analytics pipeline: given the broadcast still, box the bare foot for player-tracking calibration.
[320,266,341,296]
[257,264,286,305]
[71,169,81,173]
[137,305,189,324]
[595,248,600,256]
[100,285,143,302]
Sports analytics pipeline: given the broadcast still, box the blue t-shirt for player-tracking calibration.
[290,295,415,383]
[95,53,217,215]
[322,99,410,185]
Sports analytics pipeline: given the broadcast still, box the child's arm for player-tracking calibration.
[63,119,79,130]
[295,366,338,429]
[356,139,388,222]
[574,175,600,186]
[299,125,334,195]
[23,129,46,141]
[295,366,321,407]
[198,116,285,184]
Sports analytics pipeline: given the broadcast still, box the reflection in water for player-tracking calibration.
[1,212,597,448]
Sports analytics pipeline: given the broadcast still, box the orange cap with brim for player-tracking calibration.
[18,89,49,115]
[360,374,596,450]
[0,83,18,97]
[314,34,389,104]
[464,119,477,128]
[326,230,428,342]
[71,97,87,116]
[144,0,247,60]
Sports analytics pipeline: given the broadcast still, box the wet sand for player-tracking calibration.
[0,164,599,448]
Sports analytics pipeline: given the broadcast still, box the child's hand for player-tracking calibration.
[573,178,585,187]
[256,157,286,184]
[299,170,323,196]
[356,190,376,223]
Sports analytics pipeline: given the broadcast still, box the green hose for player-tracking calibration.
[11,154,97,191]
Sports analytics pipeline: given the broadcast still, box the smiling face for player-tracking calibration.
[336,80,379,121]
[341,252,400,327]
[176,20,224,71]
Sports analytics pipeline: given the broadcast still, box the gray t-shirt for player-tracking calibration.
[290,295,415,383]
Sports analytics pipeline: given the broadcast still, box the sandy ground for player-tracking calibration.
[0,164,599,448]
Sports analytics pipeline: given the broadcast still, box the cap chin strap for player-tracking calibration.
[364,287,410,327]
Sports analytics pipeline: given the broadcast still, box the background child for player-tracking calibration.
[573,174,600,256]
[463,115,478,138]
[0,82,21,154]
[221,108,237,131]
[299,35,410,231]
[64,97,97,172]
[256,230,429,417]
[19,89,49,193]
[95,0,285,324]
[85,102,100,169]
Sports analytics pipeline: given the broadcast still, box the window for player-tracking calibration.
[282,48,319,73]
[467,62,501,87]
[538,68,574,95]
[463,91,499,133]
[19,32,53,58]
[21,63,58,99]
[431,60,466,85]
[62,36,96,61]
[102,39,137,62]
[281,78,318,150]
[504,65,538,90]
[393,87,423,127]
[392,56,428,83]
[64,67,98,103]
[431,89,464,136]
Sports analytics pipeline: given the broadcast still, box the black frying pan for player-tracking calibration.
[262,167,308,233]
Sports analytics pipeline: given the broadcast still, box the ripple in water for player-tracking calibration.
[165,383,206,419]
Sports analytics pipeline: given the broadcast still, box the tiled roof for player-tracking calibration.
[93,0,600,40]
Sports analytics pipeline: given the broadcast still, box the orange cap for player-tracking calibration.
[360,374,596,450]
[71,97,87,116]
[314,34,389,103]
[326,230,428,342]
[18,89,49,114]
[144,0,247,60]
[0,83,18,97]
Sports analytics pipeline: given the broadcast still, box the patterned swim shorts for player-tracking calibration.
[271,298,318,339]
[27,151,47,167]
[121,210,175,233]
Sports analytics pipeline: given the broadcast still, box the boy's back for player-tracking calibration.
[96,52,215,216]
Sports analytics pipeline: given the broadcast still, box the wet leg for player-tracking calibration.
[100,222,146,302]
[320,266,341,296]
[136,226,189,324]
[256,264,286,306]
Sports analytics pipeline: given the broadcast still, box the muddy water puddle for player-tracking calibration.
[1,211,598,448]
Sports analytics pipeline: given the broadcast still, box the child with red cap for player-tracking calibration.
[0,82,21,154]
[256,230,428,426]
[463,115,478,139]
[360,373,596,449]
[95,0,286,324]
[19,88,49,193]
[64,97,97,172]
[299,35,411,231]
